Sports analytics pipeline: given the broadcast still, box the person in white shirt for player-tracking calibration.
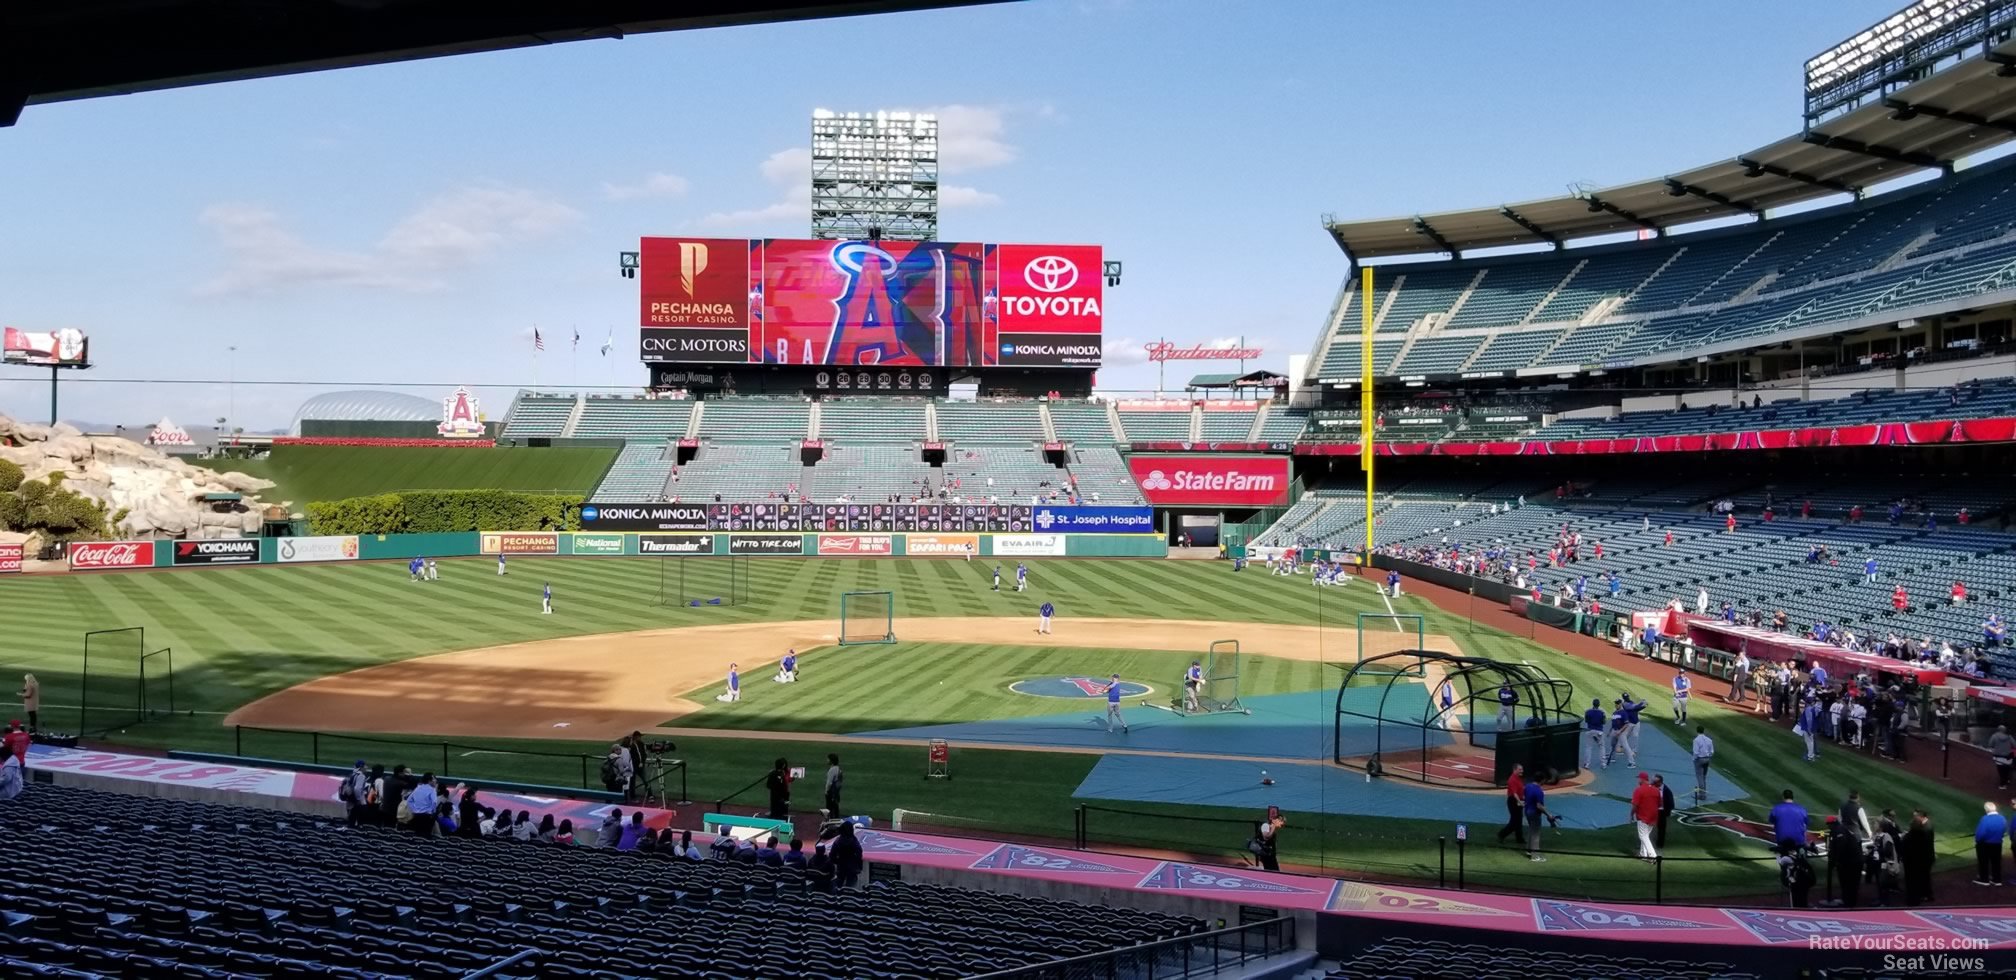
[1696,587,1710,614]
[1848,700,1869,748]
[1690,726,1715,802]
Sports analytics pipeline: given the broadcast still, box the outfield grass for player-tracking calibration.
[191,445,617,505]
[0,556,1984,900]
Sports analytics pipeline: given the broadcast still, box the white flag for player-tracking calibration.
[600,329,613,357]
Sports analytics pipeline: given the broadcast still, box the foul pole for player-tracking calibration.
[1360,266,1375,565]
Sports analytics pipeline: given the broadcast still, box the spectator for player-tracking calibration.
[824,753,844,816]
[603,744,634,798]
[709,834,737,861]
[670,830,703,860]
[16,676,38,733]
[1252,813,1284,871]
[1902,809,1936,905]
[405,773,439,837]
[1770,790,1809,853]
[513,811,535,842]
[784,838,809,868]
[556,820,575,846]
[458,784,482,839]
[654,828,678,853]
[1630,772,1660,862]
[536,813,557,843]
[435,801,458,836]
[757,836,784,867]
[0,724,25,771]
[1975,802,2007,886]
[1841,789,1872,841]
[1497,764,1525,845]
[364,765,388,827]
[1653,774,1676,849]
[1873,810,1904,907]
[831,822,864,888]
[381,765,411,827]
[618,811,647,851]
[481,808,505,837]
[600,808,623,847]
[766,757,792,820]
[0,753,21,801]
[1989,725,2015,790]
[340,761,370,827]
[1780,849,1816,908]
[1827,817,1862,907]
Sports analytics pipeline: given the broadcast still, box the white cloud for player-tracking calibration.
[197,184,581,296]
[923,104,1016,174]
[760,148,812,186]
[1103,337,1154,365]
[694,182,812,230]
[601,172,691,201]
[940,185,1003,209]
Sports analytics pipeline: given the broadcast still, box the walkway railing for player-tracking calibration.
[965,916,1296,980]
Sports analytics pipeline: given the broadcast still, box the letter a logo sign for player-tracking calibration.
[438,386,486,439]
[679,242,709,297]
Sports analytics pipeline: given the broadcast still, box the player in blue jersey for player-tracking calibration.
[1671,669,1692,724]
[410,557,423,582]
[775,650,798,684]
[1581,699,1607,771]
[497,553,507,576]
[992,565,1001,592]
[1038,601,1054,635]
[1386,570,1402,598]
[1618,692,1648,766]
[1016,562,1028,592]
[541,581,552,615]
[1438,677,1456,713]
[1606,702,1632,768]
[1104,674,1129,733]
[1495,683,1518,731]
[1184,660,1204,712]
[718,663,741,703]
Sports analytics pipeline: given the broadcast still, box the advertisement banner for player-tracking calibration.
[479,532,559,555]
[639,237,753,329]
[568,533,628,556]
[578,503,710,532]
[641,327,751,363]
[729,533,805,556]
[639,534,715,555]
[992,534,1067,557]
[68,541,157,570]
[907,534,979,556]
[1128,455,1290,507]
[0,543,20,573]
[1033,506,1155,533]
[991,243,1103,335]
[172,539,260,566]
[996,332,1102,367]
[275,536,360,564]
[760,238,986,367]
[3,326,89,366]
[816,534,894,556]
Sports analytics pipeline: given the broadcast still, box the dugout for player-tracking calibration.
[1334,649,1578,788]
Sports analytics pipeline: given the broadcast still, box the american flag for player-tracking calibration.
[533,328,544,352]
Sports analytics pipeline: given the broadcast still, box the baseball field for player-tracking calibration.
[0,555,1986,900]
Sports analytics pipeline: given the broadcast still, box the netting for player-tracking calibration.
[839,591,896,646]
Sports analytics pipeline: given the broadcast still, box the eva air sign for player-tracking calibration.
[569,533,628,555]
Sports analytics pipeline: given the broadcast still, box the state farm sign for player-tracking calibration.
[1126,455,1290,507]
[69,541,156,570]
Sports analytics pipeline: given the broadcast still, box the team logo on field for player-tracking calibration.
[1008,676,1152,699]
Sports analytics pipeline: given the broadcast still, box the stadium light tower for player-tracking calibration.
[811,109,938,241]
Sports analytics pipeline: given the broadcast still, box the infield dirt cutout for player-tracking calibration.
[227,617,1460,741]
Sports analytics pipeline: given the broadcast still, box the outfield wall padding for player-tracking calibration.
[357,532,480,560]
[1063,535,1169,558]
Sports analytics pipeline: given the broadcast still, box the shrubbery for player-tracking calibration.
[307,490,583,535]
[2,473,113,541]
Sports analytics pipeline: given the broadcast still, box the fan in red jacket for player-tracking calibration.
[1892,585,1909,612]
[1631,771,1662,860]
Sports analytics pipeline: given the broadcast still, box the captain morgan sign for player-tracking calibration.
[1127,456,1290,507]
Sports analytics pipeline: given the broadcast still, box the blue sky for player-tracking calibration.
[0,0,1904,429]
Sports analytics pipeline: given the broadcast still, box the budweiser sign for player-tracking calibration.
[1144,342,1263,362]
[69,540,156,570]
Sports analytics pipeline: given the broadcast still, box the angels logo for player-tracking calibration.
[438,386,485,439]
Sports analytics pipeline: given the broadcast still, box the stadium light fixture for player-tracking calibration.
[1103,260,1122,287]
[618,251,639,279]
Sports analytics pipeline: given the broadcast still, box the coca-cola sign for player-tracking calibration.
[0,543,20,574]
[69,541,156,570]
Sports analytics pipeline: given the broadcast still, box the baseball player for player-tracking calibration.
[498,553,507,576]
[1015,562,1028,592]
[1184,660,1204,712]
[964,542,974,563]
[1581,698,1607,771]
[1037,601,1054,635]
[1619,691,1648,759]
[718,663,741,702]
[1438,677,1456,714]
[775,650,798,684]
[1606,701,1632,768]
[541,582,553,615]
[991,565,1002,592]
[1671,669,1691,724]
[409,557,423,582]
[426,557,439,581]
[1104,674,1129,733]
[1386,570,1402,598]
[1495,683,1518,731]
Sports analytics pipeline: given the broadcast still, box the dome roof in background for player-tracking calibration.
[290,389,440,434]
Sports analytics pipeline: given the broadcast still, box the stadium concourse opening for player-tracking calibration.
[1335,649,1579,789]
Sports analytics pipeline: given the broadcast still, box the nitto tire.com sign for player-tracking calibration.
[1126,456,1290,507]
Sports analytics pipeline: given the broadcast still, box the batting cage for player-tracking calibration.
[657,555,751,608]
[1334,649,1578,788]
[838,591,897,646]
[79,626,176,736]
[1171,639,1249,715]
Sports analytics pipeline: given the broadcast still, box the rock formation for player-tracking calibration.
[0,414,274,542]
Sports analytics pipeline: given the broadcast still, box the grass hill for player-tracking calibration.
[193,445,617,506]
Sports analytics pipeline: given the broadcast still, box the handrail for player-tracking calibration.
[459,948,541,979]
[964,916,1296,980]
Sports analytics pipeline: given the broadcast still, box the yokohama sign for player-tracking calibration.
[173,539,259,566]
[69,541,156,570]
[1126,455,1290,507]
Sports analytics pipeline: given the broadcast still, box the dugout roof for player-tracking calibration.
[4,0,1005,127]
[1326,35,2016,260]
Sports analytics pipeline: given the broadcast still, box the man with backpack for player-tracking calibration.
[601,744,633,797]
[340,761,370,827]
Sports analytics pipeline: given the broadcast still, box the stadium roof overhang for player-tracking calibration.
[2,0,1005,127]
[1325,34,2016,261]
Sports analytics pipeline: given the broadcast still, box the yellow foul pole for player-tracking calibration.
[1360,266,1375,566]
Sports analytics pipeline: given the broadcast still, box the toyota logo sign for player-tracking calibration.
[1023,255,1078,293]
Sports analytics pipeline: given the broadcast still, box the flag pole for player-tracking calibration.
[1360,267,1375,567]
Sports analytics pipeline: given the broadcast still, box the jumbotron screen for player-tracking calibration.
[638,237,1102,368]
